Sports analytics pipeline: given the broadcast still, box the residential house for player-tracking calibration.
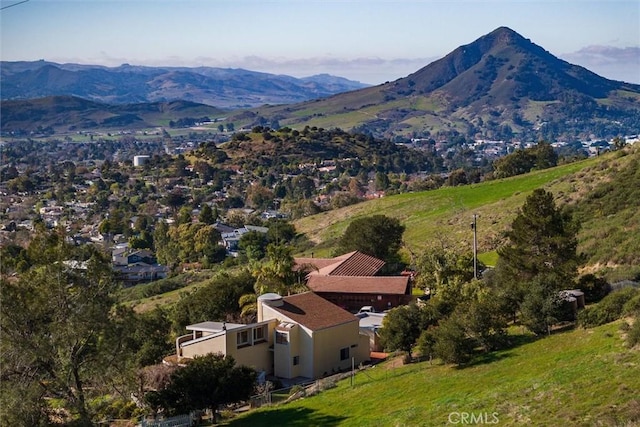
[113,262,168,285]
[295,251,413,312]
[175,292,370,380]
[112,247,157,266]
[259,292,370,379]
[219,224,268,254]
[176,320,275,375]
[111,245,168,285]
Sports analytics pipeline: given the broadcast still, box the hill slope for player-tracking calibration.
[229,321,640,426]
[0,95,227,133]
[294,146,640,281]
[231,27,640,140]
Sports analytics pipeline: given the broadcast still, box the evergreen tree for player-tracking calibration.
[498,188,579,284]
[493,189,581,334]
[379,302,438,357]
[198,203,217,224]
[145,354,256,417]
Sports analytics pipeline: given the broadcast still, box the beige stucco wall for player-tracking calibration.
[180,333,226,359]
[274,325,296,378]
[231,339,273,374]
[179,321,276,374]
[261,302,370,379]
[311,321,369,378]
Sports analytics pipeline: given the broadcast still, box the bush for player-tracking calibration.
[432,317,474,365]
[625,320,640,348]
[577,274,611,303]
[578,287,640,328]
[417,328,437,362]
[623,293,640,316]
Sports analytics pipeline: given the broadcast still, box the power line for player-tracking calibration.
[1,0,30,11]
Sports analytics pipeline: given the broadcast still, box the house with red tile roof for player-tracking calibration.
[174,292,370,380]
[295,251,413,312]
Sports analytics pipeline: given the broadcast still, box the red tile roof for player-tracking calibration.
[295,251,385,277]
[271,292,358,331]
[307,275,410,295]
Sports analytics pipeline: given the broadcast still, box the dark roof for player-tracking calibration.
[307,275,410,295]
[271,292,358,331]
[295,251,385,277]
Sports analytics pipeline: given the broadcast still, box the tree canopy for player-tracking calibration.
[493,188,581,334]
[0,231,129,425]
[145,354,256,417]
[497,188,579,284]
[336,215,405,270]
[492,142,558,178]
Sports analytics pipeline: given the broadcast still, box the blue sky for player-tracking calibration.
[1,0,639,84]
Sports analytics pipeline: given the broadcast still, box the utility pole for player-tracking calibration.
[471,214,478,280]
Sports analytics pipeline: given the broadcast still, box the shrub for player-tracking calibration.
[625,320,640,348]
[577,274,611,303]
[578,287,640,328]
[289,385,304,396]
[623,293,640,316]
[432,317,474,365]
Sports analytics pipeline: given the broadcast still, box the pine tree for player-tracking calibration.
[493,188,581,334]
[498,188,579,286]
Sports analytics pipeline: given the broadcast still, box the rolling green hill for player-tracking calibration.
[227,321,640,426]
[294,145,640,281]
[0,95,227,133]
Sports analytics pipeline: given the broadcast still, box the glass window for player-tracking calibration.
[293,355,300,366]
[253,325,266,342]
[340,347,349,361]
[275,331,289,345]
[237,330,249,347]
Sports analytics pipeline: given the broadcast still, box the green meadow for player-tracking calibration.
[227,322,640,427]
[294,155,603,258]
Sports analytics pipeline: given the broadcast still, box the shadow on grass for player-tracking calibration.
[456,333,539,370]
[460,351,513,369]
[506,332,539,348]
[224,407,348,427]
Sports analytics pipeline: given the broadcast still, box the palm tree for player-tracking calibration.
[238,293,257,322]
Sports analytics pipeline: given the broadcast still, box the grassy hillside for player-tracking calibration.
[293,146,640,280]
[227,322,640,426]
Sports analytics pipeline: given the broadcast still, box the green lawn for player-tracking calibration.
[227,322,640,426]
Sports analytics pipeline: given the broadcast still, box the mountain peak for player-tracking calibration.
[486,26,523,42]
[466,26,532,55]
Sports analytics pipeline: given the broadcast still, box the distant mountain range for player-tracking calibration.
[2,27,639,140]
[0,61,369,108]
[0,96,227,134]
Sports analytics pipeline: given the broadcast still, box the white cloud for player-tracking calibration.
[561,46,640,84]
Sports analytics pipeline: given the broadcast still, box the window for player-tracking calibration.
[293,356,300,366]
[237,330,249,347]
[340,347,349,361]
[275,331,289,345]
[253,325,266,343]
